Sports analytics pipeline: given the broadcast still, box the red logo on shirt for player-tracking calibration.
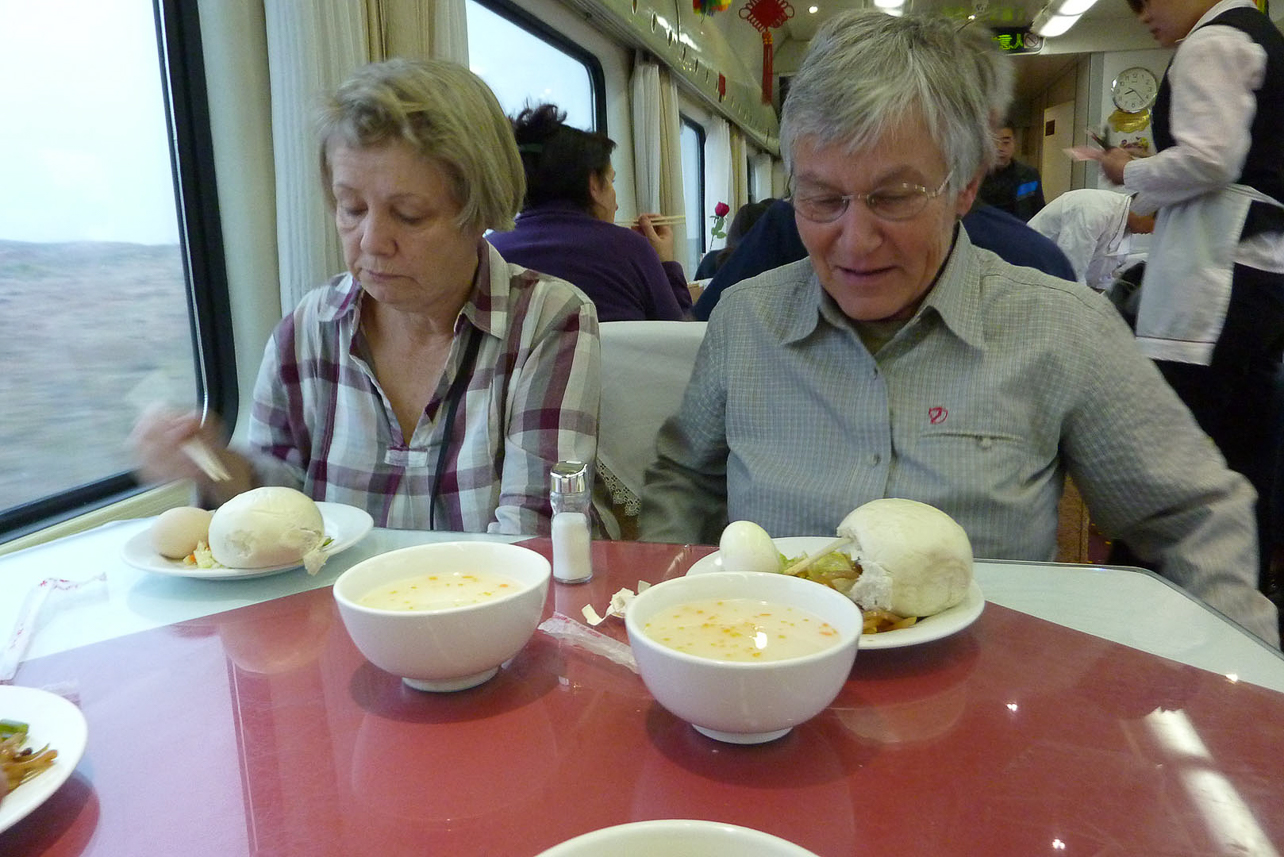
[929,406,948,424]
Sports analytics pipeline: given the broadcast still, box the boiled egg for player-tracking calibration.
[719,520,783,573]
[151,506,214,559]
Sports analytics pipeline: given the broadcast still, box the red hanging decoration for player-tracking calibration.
[740,0,793,103]
[694,0,730,15]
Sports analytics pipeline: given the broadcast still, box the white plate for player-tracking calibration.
[686,536,984,650]
[121,501,374,580]
[536,819,819,856]
[0,685,88,834]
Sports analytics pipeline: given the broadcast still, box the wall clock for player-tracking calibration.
[1112,66,1159,114]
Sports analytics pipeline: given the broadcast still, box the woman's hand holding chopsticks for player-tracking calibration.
[631,212,680,263]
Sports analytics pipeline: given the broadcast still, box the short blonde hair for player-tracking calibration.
[317,58,525,233]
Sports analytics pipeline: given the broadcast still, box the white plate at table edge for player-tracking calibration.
[535,819,819,856]
[686,536,984,650]
[0,685,88,835]
[120,501,374,580]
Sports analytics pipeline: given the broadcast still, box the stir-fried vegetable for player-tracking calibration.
[1,720,57,801]
[781,552,918,634]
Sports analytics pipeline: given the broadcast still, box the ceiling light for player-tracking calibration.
[1057,0,1100,14]
[874,0,904,9]
[808,4,818,11]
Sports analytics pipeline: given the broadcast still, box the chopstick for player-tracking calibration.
[781,536,852,576]
[616,214,686,226]
[181,438,232,482]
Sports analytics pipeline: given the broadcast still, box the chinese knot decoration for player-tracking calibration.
[710,201,731,239]
[740,0,794,103]
[694,0,730,16]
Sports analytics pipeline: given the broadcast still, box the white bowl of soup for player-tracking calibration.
[625,571,861,744]
[333,541,551,691]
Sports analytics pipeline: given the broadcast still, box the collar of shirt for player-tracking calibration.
[314,240,515,343]
[1191,0,1258,33]
[777,225,985,352]
[514,200,596,223]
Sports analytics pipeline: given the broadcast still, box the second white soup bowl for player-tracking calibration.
[333,541,551,692]
[625,570,861,744]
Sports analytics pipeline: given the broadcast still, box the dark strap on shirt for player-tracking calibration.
[429,328,482,530]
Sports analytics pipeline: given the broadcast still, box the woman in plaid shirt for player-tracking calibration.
[134,59,600,535]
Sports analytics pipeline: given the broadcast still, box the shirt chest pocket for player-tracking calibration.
[913,428,1053,489]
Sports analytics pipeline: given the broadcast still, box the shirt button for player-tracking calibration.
[979,437,993,450]
[870,453,882,466]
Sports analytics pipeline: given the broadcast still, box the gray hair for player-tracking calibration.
[781,11,1001,190]
[317,58,525,233]
[959,22,1015,155]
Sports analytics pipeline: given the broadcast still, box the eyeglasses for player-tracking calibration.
[789,171,954,223]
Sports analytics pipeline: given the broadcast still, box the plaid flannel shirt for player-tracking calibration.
[244,240,599,535]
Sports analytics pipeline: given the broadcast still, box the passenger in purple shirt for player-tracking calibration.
[489,104,693,322]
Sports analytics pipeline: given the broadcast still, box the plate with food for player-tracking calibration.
[0,685,88,835]
[687,500,985,650]
[121,488,374,580]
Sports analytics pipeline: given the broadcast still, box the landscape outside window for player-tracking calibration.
[0,1,196,517]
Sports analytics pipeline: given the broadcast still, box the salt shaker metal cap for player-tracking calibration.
[550,460,589,495]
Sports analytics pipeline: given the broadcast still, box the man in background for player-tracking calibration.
[979,122,1045,221]
[1029,188,1155,290]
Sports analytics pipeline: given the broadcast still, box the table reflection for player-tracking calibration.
[634,712,860,855]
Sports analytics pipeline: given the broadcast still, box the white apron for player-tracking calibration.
[1136,183,1281,365]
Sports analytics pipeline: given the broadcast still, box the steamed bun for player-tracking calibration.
[837,499,973,618]
[208,487,327,572]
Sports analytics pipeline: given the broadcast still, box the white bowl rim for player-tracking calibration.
[625,570,862,670]
[334,541,550,617]
[536,818,819,855]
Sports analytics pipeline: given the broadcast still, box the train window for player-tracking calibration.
[679,117,707,273]
[0,0,230,540]
[466,0,606,131]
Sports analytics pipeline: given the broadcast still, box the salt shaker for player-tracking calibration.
[550,460,593,583]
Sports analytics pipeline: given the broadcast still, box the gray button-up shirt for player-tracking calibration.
[641,228,1278,644]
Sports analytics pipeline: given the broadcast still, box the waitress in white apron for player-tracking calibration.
[1100,0,1284,601]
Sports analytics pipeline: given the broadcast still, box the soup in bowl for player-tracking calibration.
[625,571,861,743]
[334,541,551,691]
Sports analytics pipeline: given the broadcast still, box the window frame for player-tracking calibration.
[681,115,708,259]
[0,0,234,542]
[468,0,608,134]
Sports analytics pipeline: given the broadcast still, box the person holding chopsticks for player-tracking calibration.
[130,59,600,535]
[488,103,695,322]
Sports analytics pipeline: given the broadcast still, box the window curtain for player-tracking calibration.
[704,116,732,251]
[730,128,748,211]
[264,0,467,313]
[367,0,469,63]
[629,53,684,218]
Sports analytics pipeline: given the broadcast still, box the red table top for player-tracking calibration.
[5,538,1284,856]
